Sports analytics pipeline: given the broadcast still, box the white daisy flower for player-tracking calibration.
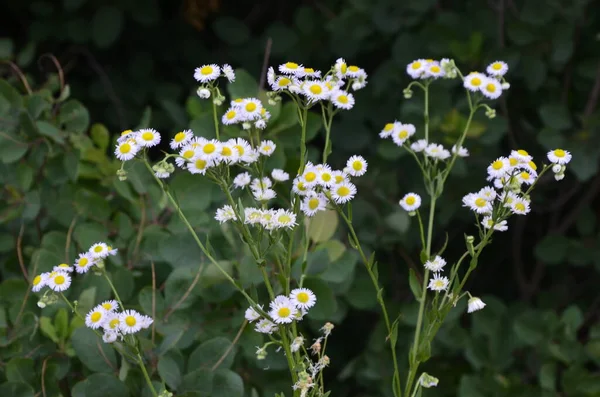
[53,263,74,273]
[241,98,263,120]
[331,170,349,185]
[487,157,510,178]
[259,209,277,229]
[498,191,519,207]
[330,182,357,204]
[462,193,493,214]
[463,72,486,92]
[279,62,305,76]
[222,107,240,125]
[253,188,276,202]
[423,61,445,79]
[345,64,364,78]
[291,336,304,353]
[391,123,416,146]
[136,128,161,147]
[315,165,334,187]
[480,77,503,99]
[215,205,237,223]
[269,295,298,324]
[517,170,536,185]
[272,76,295,91]
[467,297,486,313]
[399,193,422,212]
[486,61,508,77]
[244,208,263,225]
[85,307,108,329]
[186,158,212,175]
[330,90,355,110]
[197,139,222,161]
[547,149,572,165]
[140,315,154,329]
[97,300,118,312]
[217,142,239,164]
[250,177,273,192]
[102,330,118,343]
[351,70,368,90]
[478,186,497,201]
[267,67,275,86]
[379,121,400,139]
[196,87,211,99]
[255,318,277,334]
[115,141,139,161]
[424,256,446,272]
[170,130,193,150]
[424,143,451,160]
[48,271,71,292]
[411,139,428,152]
[31,273,47,292]
[428,274,449,291]
[292,178,312,197]
[510,197,531,215]
[175,144,197,168]
[255,119,267,130]
[303,67,321,78]
[222,64,235,82]
[231,174,250,190]
[407,59,427,79]
[290,288,317,310]
[301,193,328,216]
[117,129,135,144]
[346,155,368,177]
[245,305,262,322]
[103,313,121,331]
[302,80,330,102]
[510,149,532,163]
[194,64,221,82]
[89,242,109,259]
[258,140,276,156]
[481,216,508,232]
[232,138,254,163]
[74,252,95,274]
[300,165,320,187]
[452,145,469,157]
[271,169,289,182]
[334,57,348,78]
[119,310,143,334]
[273,209,297,229]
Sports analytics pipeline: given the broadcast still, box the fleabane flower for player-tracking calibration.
[272,76,295,91]
[392,123,416,146]
[463,72,486,92]
[32,273,47,292]
[197,87,210,99]
[547,149,572,165]
[330,181,357,204]
[54,263,73,273]
[480,77,503,99]
[269,295,298,324]
[187,158,213,175]
[481,216,508,232]
[136,128,161,147]
[423,61,445,79]
[119,310,143,334]
[255,318,277,334]
[279,62,305,76]
[241,98,263,120]
[478,186,497,201]
[517,170,536,185]
[317,165,335,186]
[346,155,368,177]
[452,145,469,157]
[218,141,239,164]
[222,64,235,82]
[253,188,277,202]
[194,64,221,82]
[467,297,486,313]
[115,141,139,161]
[510,197,531,215]
[267,67,275,86]
[102,330,118,343]
[424,256,446,272]
[399,193,422,212]
[462,193,493,214]
[100,300,119,312]
[428,274,449,292]
[85,307,108,329]
[48,271,71,292]
[304,67,321,78]
[330,90,355,110]
[274,209,297,229]
[175,144,197,168]
[510,149,532,163]
[379,121,402,139]
[290,288,317,310]
[215,205,237,224]
[232,138,254,163]
[407,59,427,79]
[424,143,450,160]
[196,138,222,161]
[302,80,330,102]
[117,129,135,144]
[411,139,428,152]
[89,242,109,259]
[233,172,251,189]
[301,193,328,216]
[222,107,240,125]
[245,305,263,322]
[334,58,348,78]
[74,252,95,274]
[487,157,510,178]
[170,130,193,150]
[486,61,508,77]
[292,178,311,197]
[250,177,273,192]
[258,140,276,156]
[271,169,290,182]
[244,208,263,225]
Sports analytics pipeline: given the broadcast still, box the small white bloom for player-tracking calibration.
[547,149,572,165]
[194,64,221,82]
[291,336,304,353]
[290,288,317,310]
[510,149,532,163]
[245,305,263,322]
[410,139,428,152]
[253,188,277,202]
[273,209,297,229]
[478,186,497,201]
[267,66,275,86]
[407,59,427,79]
[31,273,47,292]
[244,208,263,225]
[467,297,486,313]
[399,193,421,212]
[463,72,486,92]
[233,172,251,189]
[196,138,222,161]
[487,157,510,178]
[258,140,276,156]
[292,177,312,196]
[517,170,536,186]
[346,155,368,177]
[428,274,449,292]
[486,61,508,77]
[552,164,563,173]
[462,193,493,214]
[481,216,508,232]
[279,62,305,76]
[269,295,298,324]
[391,123,416,146]
[102,330,118,343]
[48,271,71,292]
[74,252,95,274]
[424,256,446,272]
[255,318,277,334]
[222,107,240,125]
[510,197,531,215]
[301,193,328,216]
[119,310,143,334]
[99,300,119,312]
[250,177,273,192]
[231,138,254,163]
[186,157,213,175]
[334,57,348,78]
[271,169,289,182]
[424,143,451,160]
[452,145,469,157]
[423,61,445,79]
[480,77,503,99]
[240,98,263,120]
[302,80,330,102]
[170,130,193,150]
[330,181,357,204]
[379,121,401,139]
[115,141,139,161]
[330,90,355,110]
[215,205,237,223]
[85,307,108,329]
[89,242,109,259]
[136,128,161,147]
[222,64,235,82]
[53,263,74,273]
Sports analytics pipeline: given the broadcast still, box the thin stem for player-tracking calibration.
[321,104,334,163]
[279,329,299,396]
[298,107,309,174]
[103,271,124,310]
[423,84,430,142]
[415,210,426,249]
[137,352,158,397]
[212,100,220,140]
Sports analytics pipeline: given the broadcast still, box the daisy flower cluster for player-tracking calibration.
[221,97,271,130]
[114,128,161,161]
[406,58,458,80]
[85,303,153,344]
[194,63,235,103]
[266,58,367,109]
[244,288,316,335]
[424,255,450,292]
[32,242,118,295]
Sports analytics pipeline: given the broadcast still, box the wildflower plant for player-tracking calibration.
[38,57,572,397]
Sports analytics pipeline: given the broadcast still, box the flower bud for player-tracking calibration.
[552,164,562,173]
[403,88,413,99]
[485,108,496,119]
[256,346,267,360]
[196,87,211,99]
[555,173,565,181]
[419,372,439,388]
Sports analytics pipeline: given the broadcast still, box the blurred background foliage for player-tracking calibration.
[1,0,600,396]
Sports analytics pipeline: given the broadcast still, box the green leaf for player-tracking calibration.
[213,17,250,46]
[0,137,28,164]
[92,6,125,48]
[539,104,572,130]
[534,234,569,265]
[6,358,35,384]
[169,173,213,212]
[0,382,35,397]
[54,308,69,339]
[138,286,165,317]
[307,209,338,243]
[71,327,117,372]
[320,250,357,284]
[90,123,109,151]
[188,337,235,371]
[385,210,410,234]
[408,269,422,300]
[158,355,182,391]
[84,373,129,397]
[211,369,244,397]
[111,267,135,302]
[303,278,337,320]
[540,362,557,391]
[181,369,213,395]
[59,100,90,133]
[36,121,65,143]
[74,222,109,250]
[227,69,258,99]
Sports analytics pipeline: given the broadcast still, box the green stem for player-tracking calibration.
[103,271,124,310]
[321,104,334,163]
[298,107,309,174]
[212,100,220,140]
[336,206,402,397]
[423,84,430,142]
[280,329,299,396]
[441,98,475,186]
[137,352,158,397]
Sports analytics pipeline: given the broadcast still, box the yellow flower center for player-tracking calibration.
[509,157,518,166]
[285,62,298,69]
[262,145,272,152]
[102,303,113,310]
[119,143,131,154]
[337,95,349,104]
[515,203,525,212]
[245,102,257,112]
[203,143,216,154]
[321,173,331,182]
[520,172,530,180]
[195,159,207,169]
[58,264,69,268]
[553,149,565,158]
[411,62,421,70]
[297,182,306,191]
[341,63,347,74]
[308,198,319,210]
[278,307,291,317]
[433,280,445,288]
[475,198,487,208]
[33,275,42,286]
[183,150,194,159]
[348,65,359,72]
[430,65,441,73]
[234,145,244,155]
[297,292,309,303]
[335,175,344,183]
[486,83,496,93]
[337,186,350,196]
[278,78,291,87]
[471,77,482,86]
[54,275,65,285]
[309,84,322,95]
[234,98,243,103]
[142,132,154,141]
[406,196,416,205]
[352,161,363,171]
[398,130,408,139]
[305,172,317,182]
[121,129,132,136]
[492,63,502,70]
[305,68,314,73]
[200,66,213,75]
[91,312,102,322]
[517,149,529,156]
[278,215,291,224]
[94,246,103,253]
[325,82,333,90]
[384,123,394,131]
[109,319,119,329]
[125,316,136,327]
[221,147,232,156]
[528,161,537,170]
[492,160,504,170]
[174,132,186,142]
